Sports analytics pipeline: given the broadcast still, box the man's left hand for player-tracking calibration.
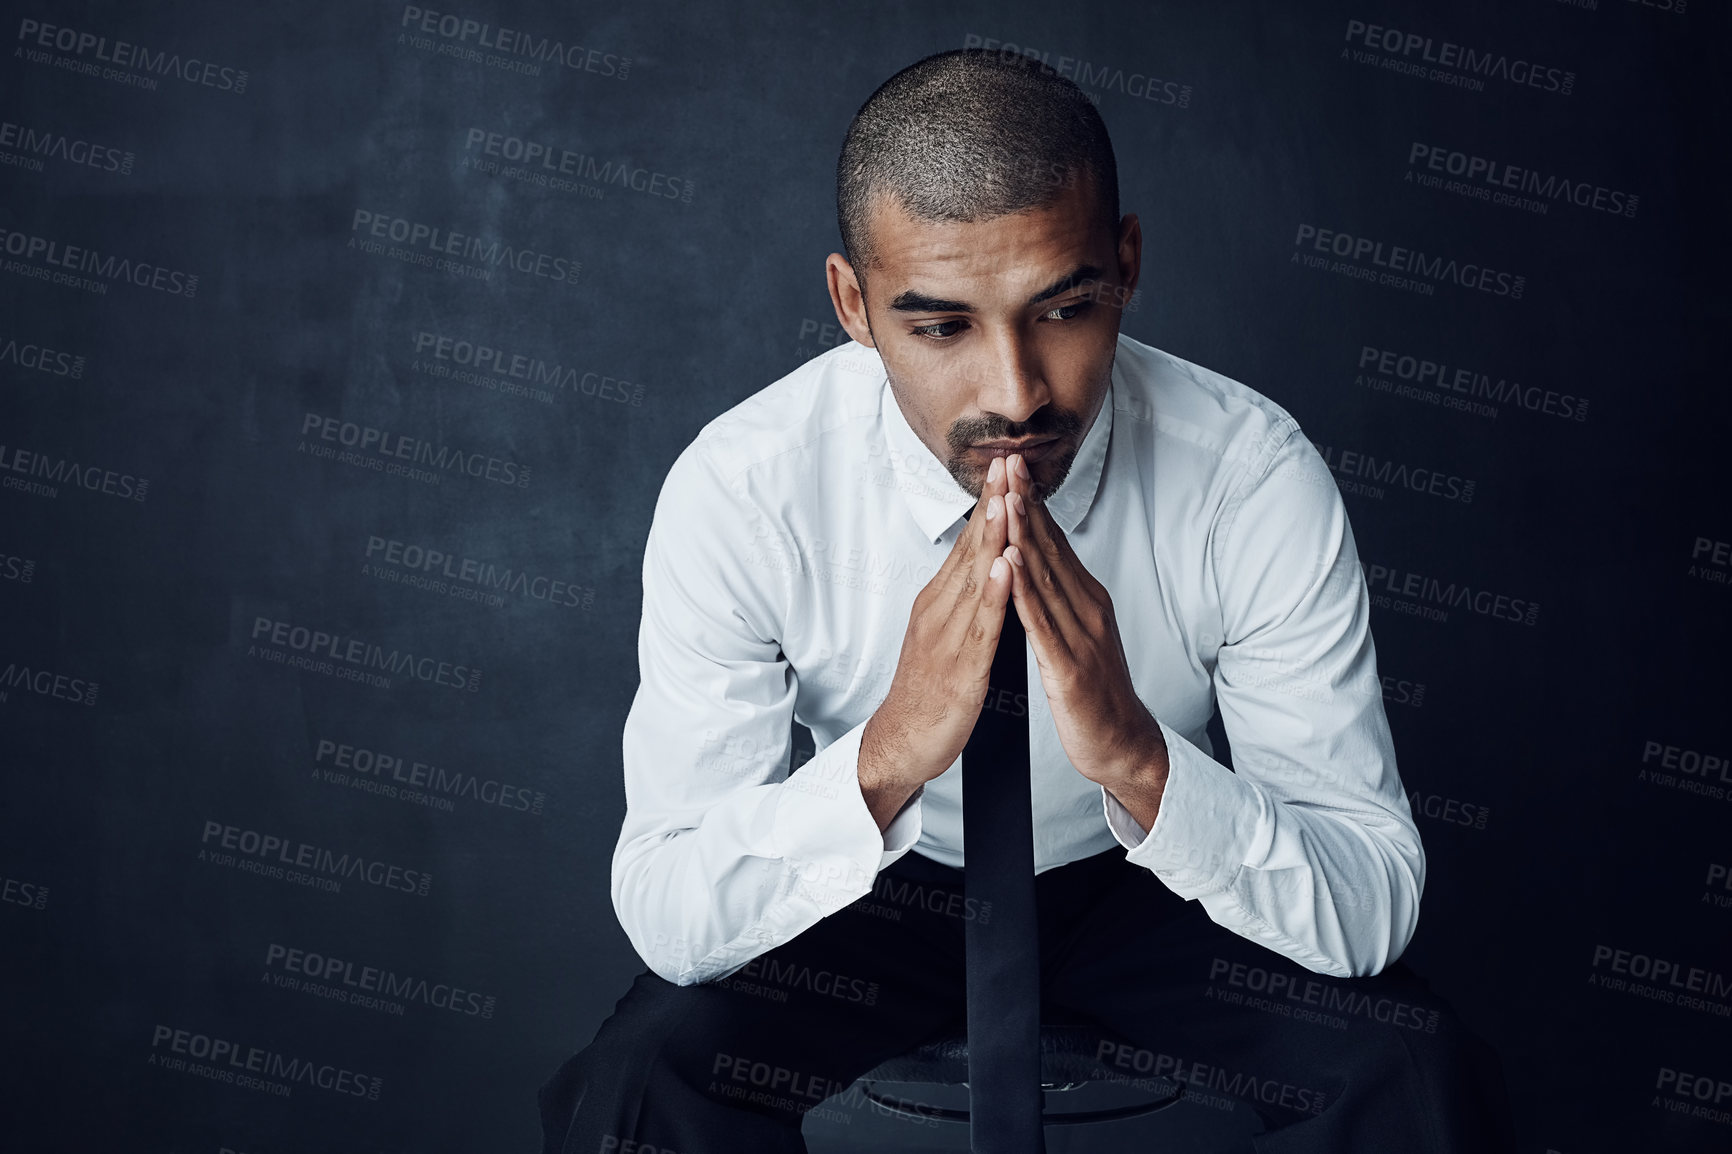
[1002,451,1170,831]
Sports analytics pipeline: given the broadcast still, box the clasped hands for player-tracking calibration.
[995,452,1169,831]
[860,450,1169,834]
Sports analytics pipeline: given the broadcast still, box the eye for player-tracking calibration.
[1043,300,1093,322]
[910,319,967,341]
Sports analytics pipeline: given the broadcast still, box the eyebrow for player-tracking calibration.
[886,263,1104,314]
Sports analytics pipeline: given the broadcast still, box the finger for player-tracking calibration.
[1005,459,1081,644]
[1007,461,1090,605]
[963,524,1016,688]
[1017,481,1114,628]
[1007,533,1074,675]
[1025,486,1104,601]
[931,454,1007,600]
[948,467,1012,635]
[1012,491,1093,623]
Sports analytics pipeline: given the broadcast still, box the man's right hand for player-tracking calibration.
[858,453,1017,831]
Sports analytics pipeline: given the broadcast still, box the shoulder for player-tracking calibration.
[672,341,884,492]
[1111,333,1306,504]
[650,341,885,553]
[1112,340,1352,633]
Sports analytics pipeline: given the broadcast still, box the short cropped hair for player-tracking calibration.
[836,48,1120,286]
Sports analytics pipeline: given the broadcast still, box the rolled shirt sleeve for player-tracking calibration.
[612,441,923,986]
[1100,421,1425,978]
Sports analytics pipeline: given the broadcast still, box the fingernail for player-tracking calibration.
[988,456,1003,482]
[1008,545,1023,567]
[1015,454,1030,480]
[986,495,1000,521]
[1009,492,1023,516]
[990,556,1006,580]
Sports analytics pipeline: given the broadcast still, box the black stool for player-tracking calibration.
[854,1007,1184,1127]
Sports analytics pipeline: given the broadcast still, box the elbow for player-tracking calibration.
[1389,816,1426,967]
[1354,824,1425,977]
[619,915,708,987]
[611,842,702,986]
[653,958,705,987]
[1306,816,1423,979]
[627,918,700,986]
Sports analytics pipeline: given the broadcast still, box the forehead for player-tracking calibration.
[863,177,1106,300]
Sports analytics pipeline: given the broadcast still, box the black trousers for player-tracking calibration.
[537,845,1516,1153]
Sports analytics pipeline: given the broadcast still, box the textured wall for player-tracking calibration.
[1,1,1726,1150]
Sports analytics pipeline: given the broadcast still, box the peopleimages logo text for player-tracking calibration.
[16,18,250,93]
[0,119,134,174]
[0,442,148,500]
[398,6,629,78]
[462,129,692,202]
[148,1024,380,1099]
[201,820,433,897]
[1357,345,1588,422]
[349,210,579,286]
[1343,19,1573,95]
[1360,561,1539,626]
[265,942,497,1018]
[0,332,86,378]
[1295,224,1523,298]
[300,412,531,488]
[1407,143,1637,219]
[0,225,197,296]
[249,615,482,692]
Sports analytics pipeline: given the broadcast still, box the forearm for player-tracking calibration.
[1101,722,1171,831]
[616,716,923,985]
[1106,719,1423,978]
[1195,799,1424,978]
[857,712,928,832]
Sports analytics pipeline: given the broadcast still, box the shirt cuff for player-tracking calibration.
[770,717,923,916]
[880,782,925,864]
[1100,718,1271,900]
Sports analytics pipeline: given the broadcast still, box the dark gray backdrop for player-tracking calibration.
[2,1,1728,1151]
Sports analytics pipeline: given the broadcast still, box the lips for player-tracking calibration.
[969,436,1059,465]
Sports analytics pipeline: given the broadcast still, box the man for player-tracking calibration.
[539,47,1514,1152]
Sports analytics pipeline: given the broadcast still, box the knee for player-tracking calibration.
[536,974,697,1148]
[537,1050,589,1153]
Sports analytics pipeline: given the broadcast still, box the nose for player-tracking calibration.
[974,330,1051,428]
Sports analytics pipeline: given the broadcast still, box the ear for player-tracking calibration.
[826,253,876,348]
[1115,213,1142,300]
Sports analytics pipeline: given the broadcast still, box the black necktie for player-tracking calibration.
[960,506,1043,1151]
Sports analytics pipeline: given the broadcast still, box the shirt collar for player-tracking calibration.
[879,358,1115,545]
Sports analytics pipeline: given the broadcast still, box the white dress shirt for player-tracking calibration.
[614,331,1424,986]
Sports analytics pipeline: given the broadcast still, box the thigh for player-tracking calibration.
[694,860,973,1113]
[539,851,971,1152]
[1043,855,1517,1153]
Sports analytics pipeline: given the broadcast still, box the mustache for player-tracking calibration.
[945,408,1083,455]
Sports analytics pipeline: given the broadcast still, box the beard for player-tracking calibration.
[943,424,1081,504]
[907,364,1108,504]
